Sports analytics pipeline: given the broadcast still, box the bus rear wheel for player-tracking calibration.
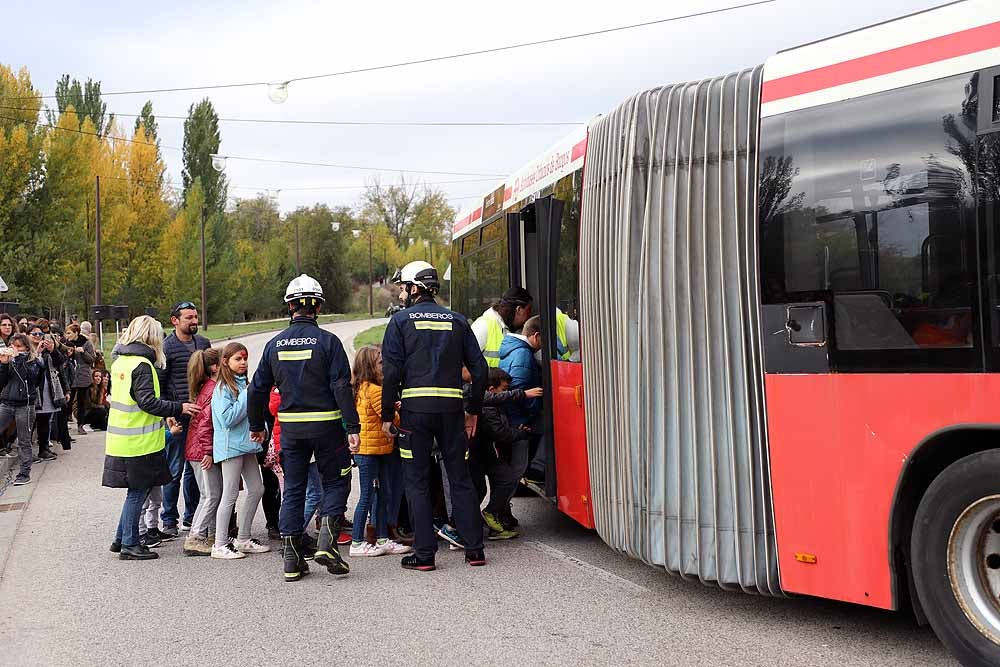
[912,450,1000,667]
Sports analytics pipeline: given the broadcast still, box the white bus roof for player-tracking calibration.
[452,124,588,240]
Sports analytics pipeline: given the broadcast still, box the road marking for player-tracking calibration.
[525,540,651,595]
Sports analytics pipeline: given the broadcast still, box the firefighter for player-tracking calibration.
[247,274,361,582]
[381,260,489,570]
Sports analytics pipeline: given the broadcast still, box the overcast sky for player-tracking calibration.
[5,0,946,219]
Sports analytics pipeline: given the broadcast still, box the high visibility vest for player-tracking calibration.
[105,355,166,458]
[480,314,505,368]
[555,309,571,361]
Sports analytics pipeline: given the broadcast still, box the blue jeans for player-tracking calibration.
[352,454,390,542]
[161,420,200,527]
[115,487,151,547]
[302,462,322,531]
[279,433,351,537]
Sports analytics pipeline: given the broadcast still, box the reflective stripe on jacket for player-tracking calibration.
[472,308,506,367]
[106,355,166,458]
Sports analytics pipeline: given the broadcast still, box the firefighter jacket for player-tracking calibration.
[381,296,488,421]
[247,317,360,438]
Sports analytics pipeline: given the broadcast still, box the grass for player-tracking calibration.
[353,324,387,349]
[96,312,371,357]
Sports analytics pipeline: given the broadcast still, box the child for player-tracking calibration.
[138,420,184,547]
[478,368,542,539]
[348,345,411,557]
[499,314,545,483]
[211,342,270,559]
[182,348,222,557]
[0,334,45,486]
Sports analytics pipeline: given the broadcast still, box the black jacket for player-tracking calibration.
[101,343,180,489]
[382,297,487,420]
[162,332,211,402]
[0,354,45,406]
[247,317,360,438]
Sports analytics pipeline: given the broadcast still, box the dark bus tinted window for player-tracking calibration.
[759,72,978,369]
[452,225,508,319]
[553,172,582,361]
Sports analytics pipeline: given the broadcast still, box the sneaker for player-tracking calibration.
[435,523,464,549]
[465,549,487,566]
[12,475,29,486]
[234,538,271,554]
[147,527,176,543]
[488,528,519,540]
[524,467,545,485]
[138,533,161,548]
[401,554,436,571]
[159,525,179,539]
[109,541,121,553]
[180,520,192,532]
[380,539,412,555]
[448,543,463,551]
[337,531,352,546]
[482,510,506,533]
[349,541,383,557]
[120,544,158,561]
[37,450,57,462]
[183,535,212,557]
[211,542,247,560]
[82,424,95,433]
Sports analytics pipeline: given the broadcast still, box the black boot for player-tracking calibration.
[300,532,318,561]
[282,536,309,582]
[315,515,350,575]
[120,544,158,561]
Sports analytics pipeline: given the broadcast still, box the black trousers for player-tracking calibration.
[258,450,281,530]
[399,409,484,559]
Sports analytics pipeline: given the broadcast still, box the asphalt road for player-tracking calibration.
[0,319,955,665]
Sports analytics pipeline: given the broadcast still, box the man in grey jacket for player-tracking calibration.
[159,302,210,537]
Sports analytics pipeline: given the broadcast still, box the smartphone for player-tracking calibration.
[387,424,400,436]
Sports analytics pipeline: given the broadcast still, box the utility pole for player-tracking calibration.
[95,175,102,304]
[200,208,209,330]
[295,217,301,274]
[368,233,374,318]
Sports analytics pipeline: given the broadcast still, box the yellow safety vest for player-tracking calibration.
[555,309,571,361]
[105,355,166,458]
[478,313,505,368]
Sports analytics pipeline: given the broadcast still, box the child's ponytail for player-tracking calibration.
[187,348,221,400]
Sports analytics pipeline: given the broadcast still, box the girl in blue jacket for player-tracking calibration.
[211,342,269,559]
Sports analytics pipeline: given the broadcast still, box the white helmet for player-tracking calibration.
[284,274,325,305]
[399,261,439,292]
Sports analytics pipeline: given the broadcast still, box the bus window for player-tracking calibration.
[980,131,1000,362]
[759,71,979,370]
[553,171,582,362]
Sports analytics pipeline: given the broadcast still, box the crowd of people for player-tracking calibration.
[0,312,110,486]
[1,261,554,578]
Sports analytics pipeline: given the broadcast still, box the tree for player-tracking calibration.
[158,181,206,316]
[360,176,420,242]
[285,205,352,312]
[49,75,113,137]
[134,101,161,160]
[182,98,227,217]
[0,65,45,303]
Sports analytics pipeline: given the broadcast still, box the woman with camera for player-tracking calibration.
[0,333,45,485]
[28,323,67,461]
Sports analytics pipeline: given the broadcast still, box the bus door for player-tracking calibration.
[518,195,594,528]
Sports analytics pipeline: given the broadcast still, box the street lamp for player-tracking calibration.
[268,81,289,104]
[210,154,227,172]
[353,228,374,317]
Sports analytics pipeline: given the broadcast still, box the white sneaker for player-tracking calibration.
[380,539,412,555]
[234,537,271,554]
[349,542,386,557]
[211,542,247,559]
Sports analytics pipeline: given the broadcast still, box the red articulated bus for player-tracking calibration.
[450,2,1000,664]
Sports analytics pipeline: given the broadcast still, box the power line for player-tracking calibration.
[14,1,775,100]
[0,114,507,177]
[0,105,580,127]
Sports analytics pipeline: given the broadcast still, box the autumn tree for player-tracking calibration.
[0,65,45,303]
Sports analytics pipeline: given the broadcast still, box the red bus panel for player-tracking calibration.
[550,359,594,528]
[766,373,1000,609]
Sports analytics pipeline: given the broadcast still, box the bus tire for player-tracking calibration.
[911,449,1000,667]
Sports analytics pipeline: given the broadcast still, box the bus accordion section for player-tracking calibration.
[578,65,781,595]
